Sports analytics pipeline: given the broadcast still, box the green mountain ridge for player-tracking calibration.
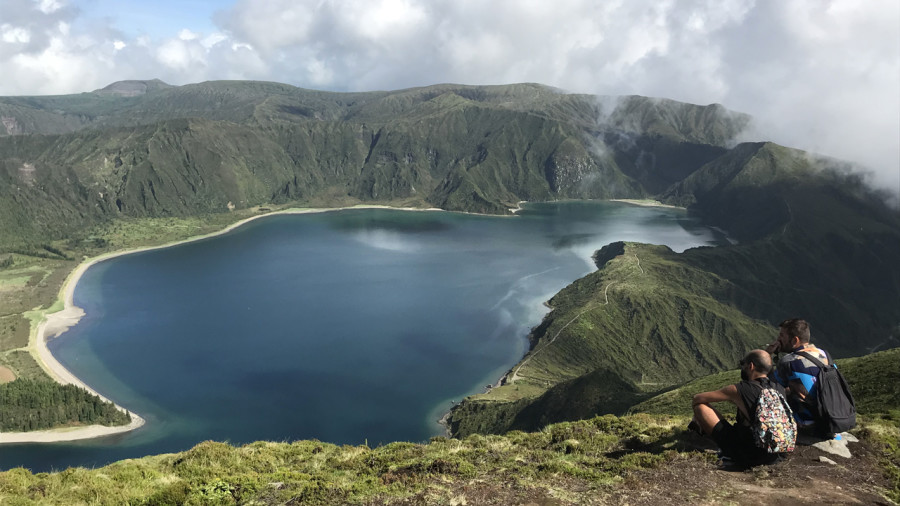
[448,140,900,437]
[0,80,756,251]
[0,81,898,492]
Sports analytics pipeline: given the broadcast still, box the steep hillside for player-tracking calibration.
[666,142,900,355]
[0,81,750,249]
[447,241,775,436]
[448,144,900,437]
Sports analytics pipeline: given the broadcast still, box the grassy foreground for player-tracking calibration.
[0,414,685,505]
[1,349,897,505]
[1,416,896,505]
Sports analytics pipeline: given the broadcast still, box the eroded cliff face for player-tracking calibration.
[1,116,23,135]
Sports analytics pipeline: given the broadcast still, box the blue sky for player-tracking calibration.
[74,0,221,40]
[1,0,898,194]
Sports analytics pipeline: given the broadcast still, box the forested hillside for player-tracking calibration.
[0,379,130,431]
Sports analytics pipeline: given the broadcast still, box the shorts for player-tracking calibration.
[711,420,781,466]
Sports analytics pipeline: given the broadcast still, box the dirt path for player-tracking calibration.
[609,438,890,505]
[509,301,602,383]
[510,252,646,384]
[634,253,644,274]
[781,198,794,236]
[510,252,649,384]
[868,334,900,354]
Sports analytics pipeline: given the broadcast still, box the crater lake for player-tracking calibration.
[1,201,729,471]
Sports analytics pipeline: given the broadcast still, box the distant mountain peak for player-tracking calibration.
[94,79,173,97]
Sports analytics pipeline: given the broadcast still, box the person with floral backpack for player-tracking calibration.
[689,349,797,466]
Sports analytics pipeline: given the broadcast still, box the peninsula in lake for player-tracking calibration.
[0,80,898,501]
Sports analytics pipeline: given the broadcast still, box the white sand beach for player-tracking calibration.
[0,416,146,444]
[512,199,684,214]
[609,198,685,210]
[1,255,147,444]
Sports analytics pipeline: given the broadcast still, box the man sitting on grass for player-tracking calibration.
[689,349,794,466]
[765,318,851,439]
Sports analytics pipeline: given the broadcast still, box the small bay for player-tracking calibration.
[1,201,728,471]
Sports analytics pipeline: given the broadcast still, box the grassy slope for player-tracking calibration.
[630,347,900,417]
[0,416,682,505]
[447,241,774,437]
[448,141,900,438]
[0,349,896,505]
[672,143,900,356]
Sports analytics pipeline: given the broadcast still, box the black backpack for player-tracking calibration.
[796,351,857,435]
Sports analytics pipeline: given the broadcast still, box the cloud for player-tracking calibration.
[0,0,896,193]
[710,0,900,192]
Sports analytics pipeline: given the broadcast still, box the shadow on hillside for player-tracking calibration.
[606,428,718,460]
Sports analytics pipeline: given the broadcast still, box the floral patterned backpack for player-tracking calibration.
[753,387,797,453]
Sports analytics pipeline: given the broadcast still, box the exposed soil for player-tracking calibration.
[367,434,893,505]
[611,440,891,505]
[0,365,15,382]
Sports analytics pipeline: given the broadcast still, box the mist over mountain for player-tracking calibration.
[1,79,898,442]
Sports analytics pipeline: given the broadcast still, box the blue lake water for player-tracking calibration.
[0,201,728,471]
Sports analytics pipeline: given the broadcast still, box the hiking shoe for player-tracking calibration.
[716,454,744,471]
[687,420,703,435]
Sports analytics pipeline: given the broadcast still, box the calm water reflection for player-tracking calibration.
[1,202,726,471]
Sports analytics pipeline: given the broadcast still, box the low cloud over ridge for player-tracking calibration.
[0,0,897,193]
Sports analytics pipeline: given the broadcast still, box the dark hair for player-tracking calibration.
[744,349,773,375]
[779,318,810,344]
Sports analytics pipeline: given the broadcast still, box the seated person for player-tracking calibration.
[690,349,790,466]
[765,318,836,436]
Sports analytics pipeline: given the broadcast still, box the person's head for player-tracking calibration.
[776,318,810,352]
[740,349,772,380]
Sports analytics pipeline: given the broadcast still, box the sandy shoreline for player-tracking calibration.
[1,257,148,444]
[609,198,685,210]
[1,204,440,445]
[5,200,641,444]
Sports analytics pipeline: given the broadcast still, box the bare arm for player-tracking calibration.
[692,384,739,407]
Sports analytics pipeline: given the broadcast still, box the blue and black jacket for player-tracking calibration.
[771,344,831,427]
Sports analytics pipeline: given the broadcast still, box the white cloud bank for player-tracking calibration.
[0,0,897,193]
